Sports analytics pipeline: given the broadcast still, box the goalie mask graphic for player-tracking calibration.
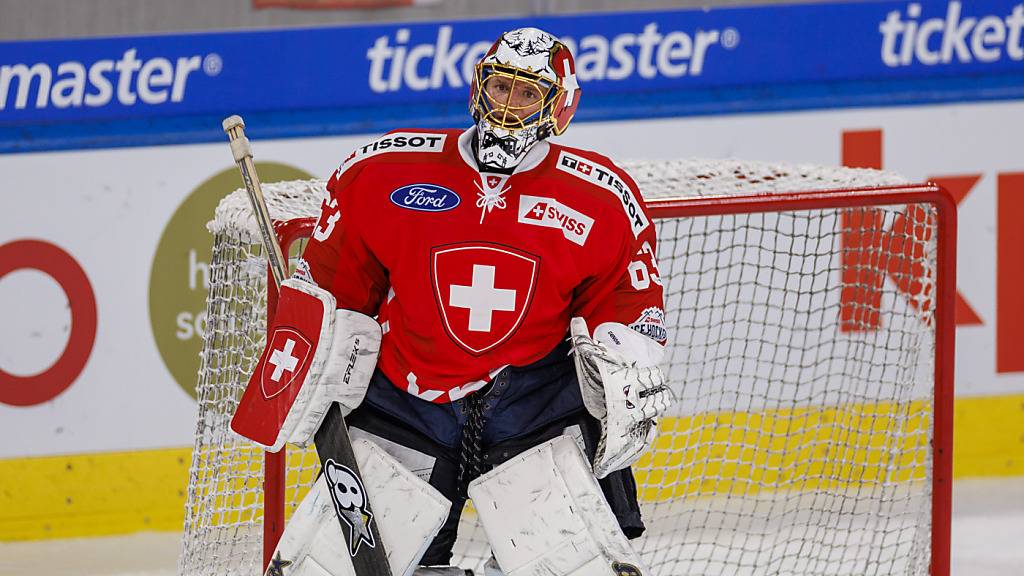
[470,27,580,170]
[324,459,376,556]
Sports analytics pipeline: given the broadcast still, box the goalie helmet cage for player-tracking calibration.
[179,159,955,576]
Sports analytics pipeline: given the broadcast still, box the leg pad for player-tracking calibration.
[467,435,646,576]
[267,438,451,576]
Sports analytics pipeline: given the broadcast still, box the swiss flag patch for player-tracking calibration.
[231,283,327,449]
[260,328,313,399]
[431,242,539,356]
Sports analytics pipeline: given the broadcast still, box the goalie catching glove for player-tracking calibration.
[570,317,674,478]
[230,278,382,452]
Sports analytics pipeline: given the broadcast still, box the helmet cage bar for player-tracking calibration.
[473,63,563,132]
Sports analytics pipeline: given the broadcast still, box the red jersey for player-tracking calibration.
[299,127,665,404]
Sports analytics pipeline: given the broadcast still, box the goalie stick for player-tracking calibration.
[222,115,393,576]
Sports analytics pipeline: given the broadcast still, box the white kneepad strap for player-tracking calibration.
[267,438,451,576]
[467,435,648,576]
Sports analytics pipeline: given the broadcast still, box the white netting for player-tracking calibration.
[180,158,938,576]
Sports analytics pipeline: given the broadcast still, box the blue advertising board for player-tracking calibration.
[1,0,1023,152]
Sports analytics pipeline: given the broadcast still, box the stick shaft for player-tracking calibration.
[222,115,393,576]
[222,116,289,288]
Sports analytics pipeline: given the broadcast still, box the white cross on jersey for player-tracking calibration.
[268,338,300,381]
[449,264,517,332]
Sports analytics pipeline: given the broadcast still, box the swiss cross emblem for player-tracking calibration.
[431,242,540,355]
[486,175,501,188]
[576,161,593,175]
[525,202,547,220]
[260,328,313,399]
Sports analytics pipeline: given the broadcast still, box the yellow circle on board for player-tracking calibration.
[149,163,314,399]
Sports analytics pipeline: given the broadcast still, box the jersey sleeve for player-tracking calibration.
[571,170,667,345]
[296,163,389,316]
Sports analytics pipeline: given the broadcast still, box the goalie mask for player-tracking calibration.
[470,27,581,170]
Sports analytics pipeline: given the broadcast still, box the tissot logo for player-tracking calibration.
[556,151,649,236]
[390,183,461,212]
[334,132,447,179]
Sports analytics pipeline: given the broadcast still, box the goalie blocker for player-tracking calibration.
[230,278,382,452]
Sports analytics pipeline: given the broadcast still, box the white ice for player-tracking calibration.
[0,477,1020,576]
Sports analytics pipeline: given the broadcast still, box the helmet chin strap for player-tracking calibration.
[474,119,541,172]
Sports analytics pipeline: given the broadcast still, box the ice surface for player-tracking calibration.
[0,477,1020,576]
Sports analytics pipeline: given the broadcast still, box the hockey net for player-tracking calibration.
[178,158,954,576]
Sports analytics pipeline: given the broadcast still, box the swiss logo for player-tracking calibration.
[517,195,594,246]
[525,201,547,219]
[260,327,313,399]
[431,242,540,356]
[390,183,461,212]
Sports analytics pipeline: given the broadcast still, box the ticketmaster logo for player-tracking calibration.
[880,2,1024,66]
[0,48,221,111]
[365,23,739,93]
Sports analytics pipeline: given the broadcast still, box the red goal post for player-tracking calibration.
[179,160,955,576]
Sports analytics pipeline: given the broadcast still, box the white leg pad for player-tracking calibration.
[466,435,648,576]
[267,438,451,576]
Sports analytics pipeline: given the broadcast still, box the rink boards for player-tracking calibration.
[3,1,1024,542]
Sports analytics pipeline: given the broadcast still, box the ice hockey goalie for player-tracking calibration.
[246,26,675,576]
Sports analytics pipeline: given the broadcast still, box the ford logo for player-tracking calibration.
[390,184,461,212]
